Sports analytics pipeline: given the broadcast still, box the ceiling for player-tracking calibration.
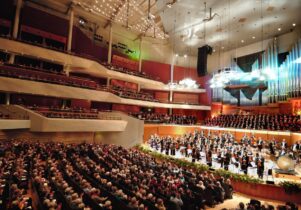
[157,0,301,55]
[31,0,301,56]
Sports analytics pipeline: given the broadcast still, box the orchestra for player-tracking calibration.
[148,130,301,179]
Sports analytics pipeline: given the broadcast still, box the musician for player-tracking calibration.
[281,139,288,149]
[257,156,265,179]
[241,154,249,175]
[269,141,275,155]
[224,151,231,170]
[257,137,263,152]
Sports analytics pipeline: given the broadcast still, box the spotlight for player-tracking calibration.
[278,27,281,31]
[292,23,296,27]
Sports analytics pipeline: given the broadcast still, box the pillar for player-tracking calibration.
[10,0,23,64]
[67,6,74,52]
[64,64,71,76]
[5,93,10,105]
[107,24,113,64]
[138,37,143,72]
[12,0,22,39]
[107,78,111,87]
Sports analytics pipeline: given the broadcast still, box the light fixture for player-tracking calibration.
[292,23,296,27]
[221,46,224,49]
[241,40,244,43]
[184,54,187,58]
[252,36,256,39]
[278,27,281,31]
[175,53,179,57]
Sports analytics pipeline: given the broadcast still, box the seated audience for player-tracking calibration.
[204,114,301,132]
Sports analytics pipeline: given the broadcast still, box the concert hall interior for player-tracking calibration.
[0,0,301,209]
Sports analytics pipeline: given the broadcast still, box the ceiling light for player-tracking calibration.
[278,27,281,31]
[175,53,179,57]
[252,36,256,39]
[241,40,244,43]
[184,54,187,58]
[292,23,296,27]
[213,49,216,52]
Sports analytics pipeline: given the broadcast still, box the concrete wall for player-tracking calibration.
[94,111,144,148]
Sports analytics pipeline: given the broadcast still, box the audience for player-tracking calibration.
[27,105,99,119]
[204,114,301,132]
[102,62,161,82]
[131,112,197,125]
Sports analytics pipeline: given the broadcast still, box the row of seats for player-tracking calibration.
[0,142,33,209]
[204,114,301,131]
[0,141,234,210]
[102,62,161,82]
[0,111,10,119]
[1,31,162,82]
[0,62,98,89]
[131,112,197,125]
[109,86,158,102]
[27,106,99,119]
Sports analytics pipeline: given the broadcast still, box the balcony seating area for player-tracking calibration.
[0,111,10,119]
[131,112,197,125]
[204,114,301,131]
[0,141,235,210]
[27,106,99,119]
[109,85,158,102]
[0,33,162,82]
[0,62,98,89]
[102,62,161,81]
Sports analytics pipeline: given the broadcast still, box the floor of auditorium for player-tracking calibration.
[211,192,301,209]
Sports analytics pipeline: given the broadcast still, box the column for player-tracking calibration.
[5,93,10,105]
[10,0,23,64]
[169,90,173,115]
[107,24,113,64]
[138,37,143,72]
[64,64,71,76]
[67,6,74,52]
[12,0,22,39]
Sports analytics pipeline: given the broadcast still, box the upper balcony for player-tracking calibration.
[0,37,207,93]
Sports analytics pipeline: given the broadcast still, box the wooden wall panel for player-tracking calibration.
[173,93,199,104]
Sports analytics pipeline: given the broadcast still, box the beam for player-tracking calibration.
[103,0,126,29]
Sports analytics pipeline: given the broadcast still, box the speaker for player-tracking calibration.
[197,45,213,76]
